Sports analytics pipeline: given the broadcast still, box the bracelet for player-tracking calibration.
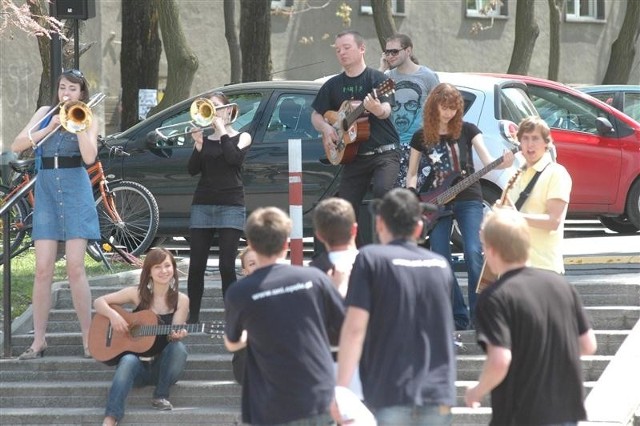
[29,138,36,149]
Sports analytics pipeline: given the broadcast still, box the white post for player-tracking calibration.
[288,138,303,265]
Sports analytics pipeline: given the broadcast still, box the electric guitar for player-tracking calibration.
[419,146,520,235]
[476,167,524,294]
[88,305,224,365]
[323,79,395,165]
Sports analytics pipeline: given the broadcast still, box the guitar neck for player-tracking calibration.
[133,323,211,337]
[437,146,519,204]
[342,102,367,131]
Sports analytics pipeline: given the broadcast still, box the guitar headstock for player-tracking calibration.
[203,321,226,338]
[374,79,396,98]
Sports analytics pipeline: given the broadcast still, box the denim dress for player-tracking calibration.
[32,130,100,241]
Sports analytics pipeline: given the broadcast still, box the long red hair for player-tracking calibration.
[422,83,464,149]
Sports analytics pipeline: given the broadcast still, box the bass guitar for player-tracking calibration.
[476,167,524,294]
[419,146,519,235]
[323,79,395,165]
[88,305,224,365]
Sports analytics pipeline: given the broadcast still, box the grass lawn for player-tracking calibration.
[1,247,138,320]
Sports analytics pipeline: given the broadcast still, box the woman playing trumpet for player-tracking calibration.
[186,91,252,322]
[11,69,100,360]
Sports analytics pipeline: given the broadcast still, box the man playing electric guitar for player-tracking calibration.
[311,30,400,246]
[406,83,515,330]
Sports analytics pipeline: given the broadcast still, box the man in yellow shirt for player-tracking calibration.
[507,117,572,274]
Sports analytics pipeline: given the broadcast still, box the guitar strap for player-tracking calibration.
[452,136,473,175]
[515,164,549,210]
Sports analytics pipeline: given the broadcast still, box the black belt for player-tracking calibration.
[358,143,397,156]
[41,156,83,169]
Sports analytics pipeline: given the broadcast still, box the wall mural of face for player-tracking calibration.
[392,80,422,135]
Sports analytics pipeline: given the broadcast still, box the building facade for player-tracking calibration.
[1,0,638,158]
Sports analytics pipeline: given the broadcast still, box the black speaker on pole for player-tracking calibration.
[54,0,96,20]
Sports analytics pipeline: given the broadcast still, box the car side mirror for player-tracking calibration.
[595,117,615,136]
[145,131,173,158]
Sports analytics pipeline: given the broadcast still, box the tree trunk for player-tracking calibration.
[29,0,52,108]
[507,0,539,75]
[371,0,397,50]
[224,0,242,84]
[547,0,563,81]
[602,0,640,84]
[120,0,161,130]
[240,0,271,82]
[150,0,199,116]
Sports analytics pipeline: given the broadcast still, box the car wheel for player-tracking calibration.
[624,180,640,230]
[598,215,639,234]
[451,184,502,251]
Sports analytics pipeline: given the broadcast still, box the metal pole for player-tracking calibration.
[74,19,80,69]
[50,1,62,85]
[2,213,12,358]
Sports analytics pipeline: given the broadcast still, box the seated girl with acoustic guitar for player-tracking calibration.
[406,83,515,330]
[93,247,189,426]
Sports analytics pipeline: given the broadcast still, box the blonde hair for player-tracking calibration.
[481,208,530,263]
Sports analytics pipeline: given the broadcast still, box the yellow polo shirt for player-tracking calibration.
[507,152,572,274]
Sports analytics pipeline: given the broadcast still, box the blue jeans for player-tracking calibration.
[429,199,484,329]
[375,404,452,425]
[104,341,188,421]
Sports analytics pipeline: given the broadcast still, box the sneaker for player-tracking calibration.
[151,398,173,410]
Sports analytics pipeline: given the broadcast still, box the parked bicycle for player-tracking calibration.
[0,137,160,261]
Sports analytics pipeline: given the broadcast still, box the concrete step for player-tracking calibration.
[0,378,595,418]
[0,380,241,409]
[455,330,629,356]
[8,332,229,357]
[455,355,610,382]
[0,352,610,384]
[0,354,235,383]
[0,406,242,425]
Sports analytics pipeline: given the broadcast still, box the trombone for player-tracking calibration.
[28,92,106,148]
[154,97,239,140]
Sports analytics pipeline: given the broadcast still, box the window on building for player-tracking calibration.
[359,0,405,16]
[466,0,508,18]
[565,0,605,21]
[271,0,294,10]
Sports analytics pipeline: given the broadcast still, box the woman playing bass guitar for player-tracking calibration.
[406,83,515,330]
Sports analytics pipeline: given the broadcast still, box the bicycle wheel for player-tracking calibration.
[94,180,159,256]
[0,184,31,259]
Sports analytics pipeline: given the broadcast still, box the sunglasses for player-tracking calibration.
[62,69,85,79]
[384,48,406,57]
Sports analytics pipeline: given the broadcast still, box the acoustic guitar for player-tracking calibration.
[88,304,224,364]
[323,79,395,165]
[419,146,520,235]
[476,167,524,294]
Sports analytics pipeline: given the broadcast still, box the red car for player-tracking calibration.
[481,73,640,234]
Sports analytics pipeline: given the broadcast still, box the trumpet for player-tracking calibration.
[154,97,239,140]
[28,92,106,148]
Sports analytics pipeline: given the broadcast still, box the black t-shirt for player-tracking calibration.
[475,267,591,425]
[345,240,456,409]
[225,263,345,424]
[410,122,482,202]
[312,67,399,153]
[187,133,249,206]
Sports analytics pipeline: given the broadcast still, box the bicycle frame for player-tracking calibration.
[86,160,124,225]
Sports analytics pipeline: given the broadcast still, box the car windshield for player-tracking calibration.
[500,87,538,123]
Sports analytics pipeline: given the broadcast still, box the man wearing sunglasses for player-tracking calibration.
[380,33,439,188]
